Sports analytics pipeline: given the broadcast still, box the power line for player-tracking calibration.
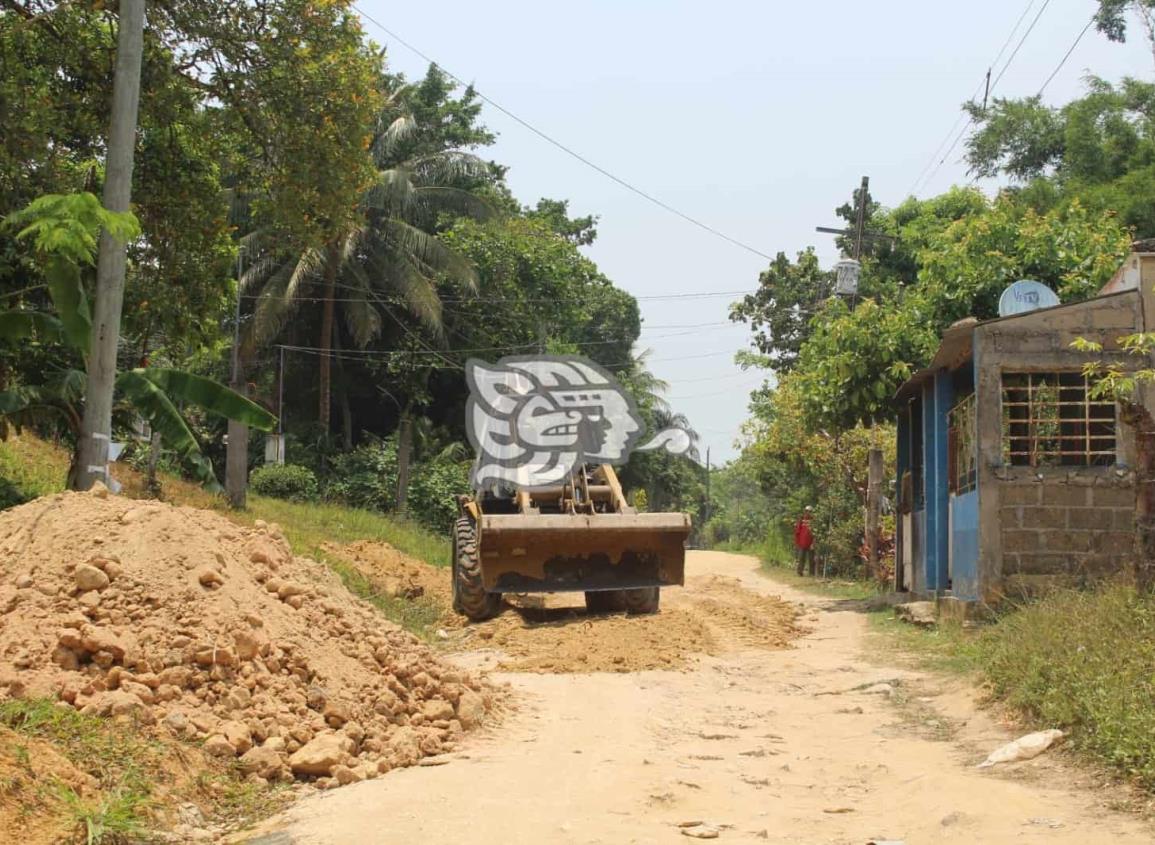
[908,0,1038,197]
[242,289,758,304]
[351,4,774,262]
[1037,16,1095,97]
[912,0,1054,197]
[280,343,738,368]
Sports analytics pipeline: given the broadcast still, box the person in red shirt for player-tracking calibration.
[794,506,816,576]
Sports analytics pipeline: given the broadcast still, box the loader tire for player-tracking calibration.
[584,590,626,614]
[621,586,660,615]
[453,515,501,621]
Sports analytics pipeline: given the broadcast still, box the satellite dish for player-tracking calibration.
[998,280,1060,318]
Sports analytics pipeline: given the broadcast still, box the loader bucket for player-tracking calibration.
[477,512,691,593]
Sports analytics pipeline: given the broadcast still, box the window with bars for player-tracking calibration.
[948,393,977,494]
[1001,372,1116,467]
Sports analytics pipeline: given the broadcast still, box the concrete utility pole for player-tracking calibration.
[866,447,884,580]
[225,248,248,507]
[75,0,146,491]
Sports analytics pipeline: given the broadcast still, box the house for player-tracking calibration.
[893,269,1154,604]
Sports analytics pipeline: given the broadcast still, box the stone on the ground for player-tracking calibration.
[894,601,936,626]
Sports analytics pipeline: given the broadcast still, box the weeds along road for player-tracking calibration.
[244,551,1152,845]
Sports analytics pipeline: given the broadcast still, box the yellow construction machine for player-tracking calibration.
[452,464,691,620]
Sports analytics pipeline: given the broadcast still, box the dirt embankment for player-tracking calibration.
[329,541,801,673]
[0,487,498,837]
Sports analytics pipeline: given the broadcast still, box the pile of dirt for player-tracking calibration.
[329,540,451,607]
[329,541,801,673]
[0,488,495,790]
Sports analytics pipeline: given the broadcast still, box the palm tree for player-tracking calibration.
[241,92,491,431]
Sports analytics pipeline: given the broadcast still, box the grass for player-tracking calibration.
[0,433,70,506]
[0,698,156,843]
[866,582,1155,791]
[716,532,885,601]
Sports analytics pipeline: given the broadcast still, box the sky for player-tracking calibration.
[358,0,1152,463]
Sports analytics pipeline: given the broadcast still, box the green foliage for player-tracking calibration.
[1093,1,1155,46]
[249,463,319,502]
[966,78,1155,236]
[729,249,832,371]
[326,437,469,534]
[6,192,140,265]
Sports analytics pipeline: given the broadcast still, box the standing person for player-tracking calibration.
[794,506,816,576]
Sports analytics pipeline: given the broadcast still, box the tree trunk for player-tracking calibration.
[1123,400,1155,591]
[396,406,413,517]
[74,0,145,491]
[146,430,162,498]
[317,246,339,432]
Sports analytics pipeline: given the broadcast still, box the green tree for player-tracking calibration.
[965,78,1155,236]
[2,193,275,488]
[729,249,832,371]
[241,75,491,431]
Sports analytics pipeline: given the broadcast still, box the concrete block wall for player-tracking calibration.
[997,478,1134,585]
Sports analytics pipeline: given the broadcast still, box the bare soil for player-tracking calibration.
[329,541,799,673]
[0,488,495,839]
[245,550,1155,845]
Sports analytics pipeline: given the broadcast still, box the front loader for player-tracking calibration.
[451,464,691,620]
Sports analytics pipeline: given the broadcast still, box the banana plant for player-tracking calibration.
[1,193,276,491]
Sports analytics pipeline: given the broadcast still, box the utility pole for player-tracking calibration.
[704,446,711,527]
[866,446,884,580]
[815,176,897,304]
[225,250,248,507]
[74,0,145,490]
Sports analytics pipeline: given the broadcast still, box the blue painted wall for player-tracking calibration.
[950,490,979,599]
[923,373,952,592]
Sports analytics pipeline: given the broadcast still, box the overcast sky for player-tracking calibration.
[359,0,1152,463]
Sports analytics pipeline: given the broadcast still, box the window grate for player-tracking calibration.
[1001,372,1116,467]
[949,393,977,494]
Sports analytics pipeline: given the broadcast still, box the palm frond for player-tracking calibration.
[381,218,477,290]
[249,247,326,344]
[408,151,490,186]
[412,186,495,221]
[363,167,417,216]
[374,114,418,161]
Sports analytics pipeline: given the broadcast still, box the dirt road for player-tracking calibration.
[244,551,1152,845]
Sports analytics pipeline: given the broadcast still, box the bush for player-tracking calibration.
[322,437,470,534]
[977,584,1155,787]
[325,438,398,512]
[250,464,319,502]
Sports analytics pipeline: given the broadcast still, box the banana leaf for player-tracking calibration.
[116,369,220,491]
[44,257,90,352]
[140,368,277,432]
[0,311,64,344]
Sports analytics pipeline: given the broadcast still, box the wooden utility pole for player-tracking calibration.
[866,447,884,580]
[74,0,145,490]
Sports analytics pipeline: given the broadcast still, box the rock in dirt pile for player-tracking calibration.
[0,488,495,788]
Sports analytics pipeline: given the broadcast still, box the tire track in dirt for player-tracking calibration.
[326,541,800,673]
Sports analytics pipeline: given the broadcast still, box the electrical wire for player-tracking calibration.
[912,0,1053,196]
[1037,16,1095,97]
[907,0,1037,197]
[351,3,774,262]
